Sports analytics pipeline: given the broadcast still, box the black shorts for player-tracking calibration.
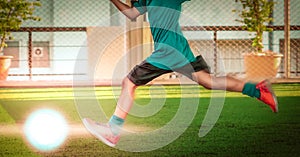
[127,55,211,86]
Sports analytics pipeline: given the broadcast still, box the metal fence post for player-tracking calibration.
[213,31,218,76]
[284,0,291,78]
[28,31,33,80]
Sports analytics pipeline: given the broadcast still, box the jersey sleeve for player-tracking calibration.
[179,0,190,3]
[131,0,147,15]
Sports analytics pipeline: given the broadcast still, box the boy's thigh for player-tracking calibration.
[174,55,211,80]
[127,61,172,86]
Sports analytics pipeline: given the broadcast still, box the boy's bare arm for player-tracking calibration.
[110,0,141,20]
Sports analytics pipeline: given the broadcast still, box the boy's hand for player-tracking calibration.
[110,0,141,20]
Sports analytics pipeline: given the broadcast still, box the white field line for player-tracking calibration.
[0,123,154,137]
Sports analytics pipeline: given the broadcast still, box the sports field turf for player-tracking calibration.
[0,83,299,156]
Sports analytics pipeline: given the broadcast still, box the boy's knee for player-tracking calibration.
[122,77,138,89]
[192,72,213,90]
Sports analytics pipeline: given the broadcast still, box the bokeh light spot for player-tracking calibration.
[24,109,68,151]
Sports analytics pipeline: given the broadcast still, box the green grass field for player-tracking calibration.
[0,84,299,156]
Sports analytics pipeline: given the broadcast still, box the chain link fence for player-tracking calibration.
[290,0,300,77]
[2,0,299,82]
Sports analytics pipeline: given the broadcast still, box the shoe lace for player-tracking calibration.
[259,85,269,93]
[256,81,269,92]
[96,123,119,139]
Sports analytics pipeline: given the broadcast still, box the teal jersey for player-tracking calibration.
[132,0,195,70]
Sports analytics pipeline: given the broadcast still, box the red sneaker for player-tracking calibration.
[83,118,120,147]
[256,80,278,113]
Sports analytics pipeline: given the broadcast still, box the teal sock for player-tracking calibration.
[242,82,261,99]
[108,115,124,135]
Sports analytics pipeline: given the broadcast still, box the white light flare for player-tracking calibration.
[24,109,69,151]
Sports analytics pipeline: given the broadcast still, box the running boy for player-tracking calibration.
[83,0,278,147]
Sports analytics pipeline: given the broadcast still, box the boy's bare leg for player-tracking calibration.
[192,70,245,92]
[82,77,137,147]
[113,77,138,119]
[192,70,278,112]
